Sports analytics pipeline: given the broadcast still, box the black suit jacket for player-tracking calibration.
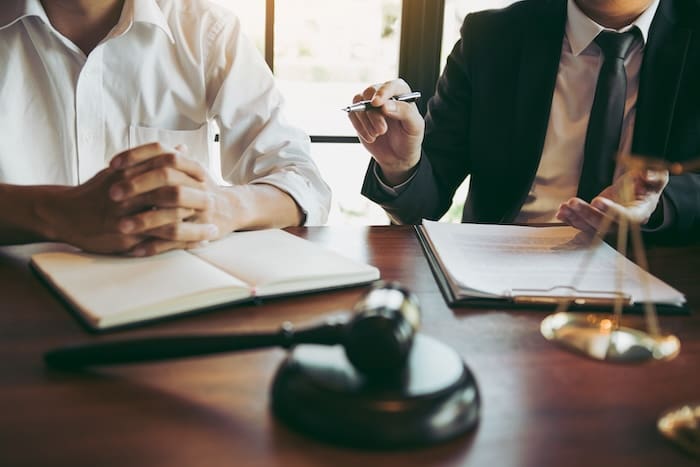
[362,0,700,242]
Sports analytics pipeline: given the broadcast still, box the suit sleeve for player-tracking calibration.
[646,173,700,244]
[361,15,477,224]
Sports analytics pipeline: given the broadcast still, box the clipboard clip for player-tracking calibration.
[509,287,632,308]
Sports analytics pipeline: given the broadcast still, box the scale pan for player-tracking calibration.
[658,403,700,457]
[541,312,680,363]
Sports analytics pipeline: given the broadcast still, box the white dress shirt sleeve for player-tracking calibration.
[205,18,330,225]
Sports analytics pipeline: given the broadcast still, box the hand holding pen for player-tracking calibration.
[346,80,425,186]
[342,92,422,113]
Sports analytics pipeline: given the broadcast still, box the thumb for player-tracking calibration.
[381,100,424,137]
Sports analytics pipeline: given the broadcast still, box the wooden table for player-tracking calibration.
[1,226,698,467]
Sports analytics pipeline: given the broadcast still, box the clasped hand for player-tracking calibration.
[52,143,228,256]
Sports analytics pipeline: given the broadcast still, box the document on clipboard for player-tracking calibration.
[416,220,686,311]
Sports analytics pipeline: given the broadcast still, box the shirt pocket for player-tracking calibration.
[128,123,211,167]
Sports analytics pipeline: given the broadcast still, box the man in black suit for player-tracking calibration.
[350,0,700,242]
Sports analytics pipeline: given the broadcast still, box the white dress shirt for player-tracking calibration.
[0,0,330,225]
[515,0,660,223]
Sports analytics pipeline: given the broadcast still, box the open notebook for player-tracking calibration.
[417,220,686,312]
[31,229,380,330]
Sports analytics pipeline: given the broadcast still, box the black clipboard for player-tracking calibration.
[414,225,690,315]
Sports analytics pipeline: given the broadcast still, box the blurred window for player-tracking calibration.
[203,1,520,224]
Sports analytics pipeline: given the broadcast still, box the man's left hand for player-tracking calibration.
[556,168,669,235]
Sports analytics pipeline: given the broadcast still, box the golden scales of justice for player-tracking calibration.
[539,153,700,457]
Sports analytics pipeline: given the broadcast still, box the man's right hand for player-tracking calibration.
[347,79,424,186]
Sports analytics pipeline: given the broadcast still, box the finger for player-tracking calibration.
[110,142,176,170]
[348,95,380,143]
[350,87,388,138]
[365,106,389,136]
[592,196,649,225]
[556,203,598,235]
[185,240,211,250]
[352,93,382,137]
[592,198,626,224]
[361,81,422,135]
[557,206,597,234]
[136,185,214,211]
[353,83,422,138]
[348,112,376,144]
[669,162,684,176]
[110,166,205,201]
[121,152,207,183]
[129,237,216,257]
[117,208,196,234]
[180,198,215,224]
[352,82,414,140]
[381,99,424,137]
[566,198,611,233]
[127,239,190,257]
[143,221,220,243]
[361,85,380,102]
[369,79,413,107]
[352,94,366,105]
[638,169,669,194]
[105,234,149,254]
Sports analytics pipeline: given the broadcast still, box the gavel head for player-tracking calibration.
[342,282,421,378]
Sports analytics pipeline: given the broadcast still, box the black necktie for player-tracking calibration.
[578,29,639,202]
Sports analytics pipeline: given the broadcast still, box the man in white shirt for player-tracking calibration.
[352,0,700,242]
[0,0,331,256]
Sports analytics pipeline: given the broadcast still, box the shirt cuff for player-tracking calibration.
[641,196,674,233]
[251,170,331,226]
[372,163,418,197]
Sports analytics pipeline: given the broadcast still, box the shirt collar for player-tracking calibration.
[0,0,50,31]
[113,0,175,43]
[566,0,660,56]
[0,0,174,44]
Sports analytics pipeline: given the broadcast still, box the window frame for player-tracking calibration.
[261,0,446,143]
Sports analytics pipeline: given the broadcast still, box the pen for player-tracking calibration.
[342,91,422,113]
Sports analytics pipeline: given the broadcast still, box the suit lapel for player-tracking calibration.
[503,0,567,222]
[632,0,692,159]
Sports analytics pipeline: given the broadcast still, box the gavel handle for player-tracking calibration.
[44,322,346,369]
